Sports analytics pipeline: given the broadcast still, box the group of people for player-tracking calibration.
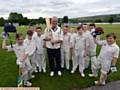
[2,16,119,87]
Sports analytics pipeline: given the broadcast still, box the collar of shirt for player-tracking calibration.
[77,33,84,37]
[16,43,23,47]
[51,26,58,32]
[108,42,117,47]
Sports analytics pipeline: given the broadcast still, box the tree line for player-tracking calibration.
[0,12,69,26]
[0,12,119,26]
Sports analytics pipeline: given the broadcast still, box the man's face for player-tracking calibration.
[51,20,58,29]
[16,36,24,45]
[107,36,116,45]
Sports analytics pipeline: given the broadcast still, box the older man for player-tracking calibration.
[44,16,63,77]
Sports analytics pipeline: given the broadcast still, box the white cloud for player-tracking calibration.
[88,7,114,13]
[0,0,120,18]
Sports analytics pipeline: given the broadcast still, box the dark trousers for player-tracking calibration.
[47,48,62,72]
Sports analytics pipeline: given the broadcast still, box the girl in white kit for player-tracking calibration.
[33,27,46,73]
[93,33,119,85]
[71,26,87,77]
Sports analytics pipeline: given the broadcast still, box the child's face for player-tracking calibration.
[78,29,83,34]
[107,36,116,45]
[16,36,24,45]
[83,25,88,31]
[37,29,42,36]
[63,27,69,34]
[89,26,95,30]
[28,35,32,40]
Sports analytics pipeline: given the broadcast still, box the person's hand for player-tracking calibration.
[47,37,52,41]
[51,40,56,45]
[47,33,53,41]
[2,32,8,40]
[111,65,117,73]
[83,52,87,57]
[21,54,28,61]
[84,50,89,57]
[44,37,51,41]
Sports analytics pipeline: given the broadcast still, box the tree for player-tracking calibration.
[108,17,114,24]
[8,12,24,24]
[0,17,5,26]
[29,19,38,26]
[38,17,45,24]
[22,17,29,25]
[63,16,68,23]
[94,18,102,23]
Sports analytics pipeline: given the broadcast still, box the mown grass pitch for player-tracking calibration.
[0,24,120,90]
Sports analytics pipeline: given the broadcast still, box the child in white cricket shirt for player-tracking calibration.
[82,24,91,69]
[4,33,33,86]
[71,26,87,77]
[61,25,71,70]
[33,27,46,72]
[24,30,37,73]
[94,33,119,85]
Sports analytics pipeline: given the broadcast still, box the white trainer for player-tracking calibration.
[94,81,106,86]
[71,70,75,74]
[24,81,32,87]
[38,67,41,72]
[50,72,54,77]
[89,74,98,77]
[34,69,38,73]
[31,75,35,79]
[81,73,85,77]
[43,68,46,73]
[58,71,62,76]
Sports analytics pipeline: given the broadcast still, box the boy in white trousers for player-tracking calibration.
[4,33,33,86]
[24,30,37,73]
[82,24,92,69]
[70,26,87,77]
[61,25,71,70]
[33,27,46,72]
[88,24,98,77]
[93,33,119,85]
[69,28,77,66]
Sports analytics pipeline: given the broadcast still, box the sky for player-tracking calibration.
[0,0,120,19]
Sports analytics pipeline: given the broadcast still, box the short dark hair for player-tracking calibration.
[82,23,88,25]
[27,30,33,36]
[89,23,96,27]
[64,25,69,28]
[16,33,23,39]
[77,25,83,30]
[106,33,117,39]
[36,27,42,30]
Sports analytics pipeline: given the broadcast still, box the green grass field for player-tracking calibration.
[0,24,120,90]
